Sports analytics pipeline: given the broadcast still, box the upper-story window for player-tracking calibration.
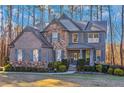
[72,33,78,43]
[88,33,99,43]
[52,32,58,42]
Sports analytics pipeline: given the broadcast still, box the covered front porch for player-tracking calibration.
[67,48,95,66]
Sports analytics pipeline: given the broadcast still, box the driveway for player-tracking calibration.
[0,72,124,87]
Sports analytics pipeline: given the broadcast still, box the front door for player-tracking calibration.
[69,51,80,65]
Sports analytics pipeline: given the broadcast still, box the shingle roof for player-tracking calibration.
[59,19,80,31]
[10,26,52,48]
[85,21,107,31]
[43,13,107,32]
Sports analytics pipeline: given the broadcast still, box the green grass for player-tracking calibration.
[1,72,124,87]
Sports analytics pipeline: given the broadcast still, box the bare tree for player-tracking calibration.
[120,5,124,66]
[108,6,115,65]
[21,6,24,31]
[32,5,36,26]
[90,5,93,21]
[100,5,102,21]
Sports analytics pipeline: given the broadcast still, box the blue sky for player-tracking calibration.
[0,5,122,43]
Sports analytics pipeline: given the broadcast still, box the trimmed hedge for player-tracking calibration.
[114,68,124,76]
[102,64,109,73]
[4,64,48,72]
[4,64,13,71]
[83,66,96,72]
[107,68,114,75]
[95,64,102,72]
[76,59,85,71]
[48,61,68,72]
[58,65,67,72]
[61,59,69,69]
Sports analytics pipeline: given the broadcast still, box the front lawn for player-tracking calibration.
[0,72,124,87]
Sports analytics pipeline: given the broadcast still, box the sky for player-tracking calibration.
[0,5,122,43]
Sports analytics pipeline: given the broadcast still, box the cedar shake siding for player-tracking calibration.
[43,20,69,60]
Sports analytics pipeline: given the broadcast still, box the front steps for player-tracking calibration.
[68,65,76,71]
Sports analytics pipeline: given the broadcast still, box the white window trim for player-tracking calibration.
[33,49,39,62]
[18,49,22,61]
[88,33,99,43]
[52,32,58,42]
[56,49,62,61]
[72,33,78,43]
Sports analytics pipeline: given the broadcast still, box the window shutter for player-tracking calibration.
[15,49,18,61]
[46,49,49,62]
[94,50,96,61]
[50,34,52,42]
[61,50,64,60]
[22,49,26,61]
[38,48,42,61]
[30,49,33,61]
[58,33,60,41]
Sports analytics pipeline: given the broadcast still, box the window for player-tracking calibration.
[33,49,39,62]
[96,50,101,62]
[88,33,99,43]
[52,32,58,42]
[72,33,78,43]
[56,49,62,61]
[94,33,99,38]
[18,49,22,61]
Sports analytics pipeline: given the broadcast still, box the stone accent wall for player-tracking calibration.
[44,21,69,59]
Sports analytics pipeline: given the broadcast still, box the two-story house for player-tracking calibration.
[9,14,107,67]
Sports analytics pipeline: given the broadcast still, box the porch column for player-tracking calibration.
[80,49,82,59]
[90,49,94,66]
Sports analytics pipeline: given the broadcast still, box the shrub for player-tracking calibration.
[114,68,124,76]
[0,67,3,71]
[58,65,67,72]
[86,58,90,65]
[53,61,62,69]
[83,66,96,72]
[48,62,54,71]
[48,61,67,72]
[76,59,85,71]
[77,59,85,66]
[3,56,9,66]
[4,64,13,71]
[107,68,114,75]
[61,59,69,69]
[76,65,84,72]
[95,64,102,72]
[102,64,109,73]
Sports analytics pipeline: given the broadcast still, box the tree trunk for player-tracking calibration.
[90,5,93,21]
[33,6,35,26]
[120,5,124,66]
[100,5,102,21]
[108,6,115,65]
[22,6,24,31]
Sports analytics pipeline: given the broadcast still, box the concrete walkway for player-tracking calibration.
[0,71,76,75]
